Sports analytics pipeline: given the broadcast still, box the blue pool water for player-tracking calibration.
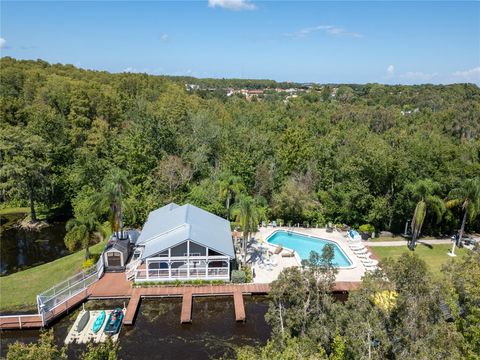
[267,231,353,267]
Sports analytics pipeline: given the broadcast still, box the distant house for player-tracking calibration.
[128,203,235,282]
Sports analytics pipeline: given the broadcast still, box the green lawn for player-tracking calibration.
[368,236,408,242]
[0,241,106,313]
[0,207,29,216]
[371,243,468,277]
[368,235,442,242]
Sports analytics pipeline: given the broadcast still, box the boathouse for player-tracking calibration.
[129,203,235,282]
[103,230,140,271]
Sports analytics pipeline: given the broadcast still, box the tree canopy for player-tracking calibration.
[1,57,479,237]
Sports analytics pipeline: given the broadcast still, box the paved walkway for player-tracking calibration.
[364,239,452,247]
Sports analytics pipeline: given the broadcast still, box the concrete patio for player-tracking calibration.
[247,227,370,284]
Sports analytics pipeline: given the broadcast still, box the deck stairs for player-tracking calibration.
[125,258,141,281]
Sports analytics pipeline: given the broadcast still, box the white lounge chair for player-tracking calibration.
[356,252,373,259]
[362,258,379,266]
[353,247,369,254]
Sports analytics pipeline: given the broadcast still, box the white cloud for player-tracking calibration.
[0,38,6,48]
[286,25,362,39]
[399,71,438,81]
[386,65,395,78]
[160,33,169,42]
[208,0,256,11]
[451,66,480,82]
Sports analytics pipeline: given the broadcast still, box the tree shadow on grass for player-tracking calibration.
[418,242,433,249]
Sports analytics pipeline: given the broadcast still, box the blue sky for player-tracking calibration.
[1,1,479,84]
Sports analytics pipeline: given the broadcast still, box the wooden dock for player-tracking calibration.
[0,270,361,330]
[233,291,245,322]
[180,290,193,323]
[0,314,44,330]
[123,289,141,325]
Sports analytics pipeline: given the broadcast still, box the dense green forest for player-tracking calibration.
[1,57,480,236]
[234,249,480,359]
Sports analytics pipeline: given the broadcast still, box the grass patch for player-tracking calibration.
[371,243,468,277]
[0,241,106,313]
[0,207,29,216]
[368,235,444,242]
[369,236,408,242]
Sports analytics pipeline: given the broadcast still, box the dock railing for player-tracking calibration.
[37,256,104,322]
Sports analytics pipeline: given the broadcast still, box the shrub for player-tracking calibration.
[132,279,227,288]
[244,266,253,283]
[82,258,95,270]
[359,224,375,235]
[231,270,246,283]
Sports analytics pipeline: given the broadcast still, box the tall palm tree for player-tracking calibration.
[446,178,480,255]
[65,213,106,260]
[93,168,132,239]
[408,180,445,250]
[231,195,266,267]
[219,174,245,219]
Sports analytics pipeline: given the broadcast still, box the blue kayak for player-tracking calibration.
[104,308,123,335]
[92,310,106,333]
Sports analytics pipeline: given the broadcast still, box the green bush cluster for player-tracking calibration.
[359,224,375,234]
[231,270,247,283]
[132,279,226,287]
[244,266,253,283]
[82,258,95,270]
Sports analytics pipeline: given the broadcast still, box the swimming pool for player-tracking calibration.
[266,230,353,267]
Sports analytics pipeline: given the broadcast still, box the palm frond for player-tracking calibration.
[426,195,445,224]
[445,199,461,209]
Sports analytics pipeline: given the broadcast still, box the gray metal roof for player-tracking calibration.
[137,203,234,259]
[105,238,129,256]
[126,229,140,245]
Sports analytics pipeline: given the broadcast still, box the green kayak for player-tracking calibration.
[92,310,106,333]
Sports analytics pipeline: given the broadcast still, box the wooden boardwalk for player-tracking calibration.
[0,314,44,330]
[0,288,90,330]
[0,270,361,329]
[121,283,270,325]
[123,289,141,325]
[233,291,245,322]
[180,290,193,323]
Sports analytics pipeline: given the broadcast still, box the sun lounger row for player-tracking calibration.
[346,241,379,272]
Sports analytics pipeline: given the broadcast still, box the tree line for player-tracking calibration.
[1,57,480,243]
[235,246,480,359]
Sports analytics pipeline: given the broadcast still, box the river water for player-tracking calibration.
[0,213,68,275]
[0,296,271,359]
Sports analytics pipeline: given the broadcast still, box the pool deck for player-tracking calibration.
[251,227,367,284]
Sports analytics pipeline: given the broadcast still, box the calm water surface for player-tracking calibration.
[0,296,271,359]
[267,230,353,266]
[0,213,68,275]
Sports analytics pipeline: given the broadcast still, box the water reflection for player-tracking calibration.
[0,213,68,275]
[0,296,271,359]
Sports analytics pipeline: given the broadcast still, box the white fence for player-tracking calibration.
[37,256,104,322]
[134,267,229,281]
